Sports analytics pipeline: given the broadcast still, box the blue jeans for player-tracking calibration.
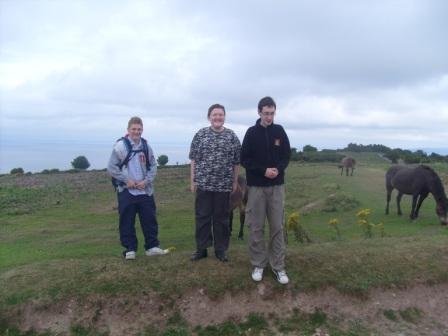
[118,190,160,252]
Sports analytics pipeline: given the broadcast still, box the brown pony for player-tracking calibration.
[229,175,248,239]
[385,165,448,225]
[339,156,356,176]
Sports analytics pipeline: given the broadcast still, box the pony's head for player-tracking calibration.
[436,200,448,225]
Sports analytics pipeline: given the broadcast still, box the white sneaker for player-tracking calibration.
[273,269,289,285]
[125,251,136,260]
[145,247,168,256]
[251,267,264,282]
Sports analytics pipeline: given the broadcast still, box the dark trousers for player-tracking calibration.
[195,189,230,252]
[118,190,160,252]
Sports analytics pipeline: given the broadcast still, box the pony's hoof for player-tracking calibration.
[237,236,244,241]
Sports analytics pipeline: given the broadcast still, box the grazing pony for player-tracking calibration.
[339,156,356,176]
[229,175,248,239]
[385,165,448,225]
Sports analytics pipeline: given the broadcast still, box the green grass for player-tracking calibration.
[383,309,398,322]
[1,157,448,335]
[398,307,424,324]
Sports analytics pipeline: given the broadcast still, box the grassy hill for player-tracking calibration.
[1,155,448,335]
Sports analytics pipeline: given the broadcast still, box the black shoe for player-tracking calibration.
[191,249,207,261]
[215,251,228,262]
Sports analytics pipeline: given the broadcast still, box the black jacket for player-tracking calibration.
[241,119,290,187]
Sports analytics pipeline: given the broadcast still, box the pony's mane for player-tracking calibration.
[421,165,447,201]
[420,164,436,173]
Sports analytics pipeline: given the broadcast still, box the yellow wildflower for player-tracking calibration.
[356,208,371,218]
[357,219,368,226]
[328,218,339,226]
[287,212,300,231]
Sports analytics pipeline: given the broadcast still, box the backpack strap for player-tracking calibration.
[117,136,151,171]
[140,137,151,171]
[117,136,134,169]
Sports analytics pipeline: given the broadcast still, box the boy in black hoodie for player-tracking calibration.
[241,96,291,284]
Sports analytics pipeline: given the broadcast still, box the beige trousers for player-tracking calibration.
[245,185,286,271]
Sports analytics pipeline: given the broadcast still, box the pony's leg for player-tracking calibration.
[238,206,245,240]
[350,168,354,176]
[396,192,403,216]
[346,167,349,176]
[386,188,392,214]
[229,210,234,235]
[410,194,419,220]
[414,192,429,218]
[340,167,343,176]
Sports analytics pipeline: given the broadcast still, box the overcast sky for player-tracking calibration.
[1,1,448,172]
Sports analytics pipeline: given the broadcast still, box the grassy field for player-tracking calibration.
[1,154,448,335]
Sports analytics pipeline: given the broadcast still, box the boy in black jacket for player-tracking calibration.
[241,96,291,284]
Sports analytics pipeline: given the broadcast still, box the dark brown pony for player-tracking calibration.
[385,165,448,225]
[339,156,356,176]
[229,175,248,239]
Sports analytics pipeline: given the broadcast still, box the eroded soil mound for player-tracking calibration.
[7,283,448,335]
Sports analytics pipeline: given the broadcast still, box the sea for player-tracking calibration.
[0,141,191,174]
[1,142,447,174]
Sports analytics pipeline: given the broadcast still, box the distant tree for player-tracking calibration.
[71,156,90,170]
[345,143,361,152]
[429,152,446,163]
[430,152,442,159]
[10,167,24,175]
[303,145,317,152]
[290,147,300,161]
[157,154,168,166]
[384,150,400,164]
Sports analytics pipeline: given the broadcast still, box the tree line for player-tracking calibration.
[290,143,448,164]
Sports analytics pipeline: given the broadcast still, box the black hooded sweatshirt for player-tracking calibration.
[241,118,290,187]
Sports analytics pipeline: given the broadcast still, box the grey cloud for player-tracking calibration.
[1,0,448,172]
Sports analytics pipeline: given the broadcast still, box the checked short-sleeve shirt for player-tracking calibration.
[189,127,241,192]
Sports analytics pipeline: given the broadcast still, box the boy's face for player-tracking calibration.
[208,108,225,130]
[259,106,276,127]
[128,123,143,143]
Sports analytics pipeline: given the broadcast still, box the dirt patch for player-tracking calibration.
[7,283,448,335]
[300,197,329,213]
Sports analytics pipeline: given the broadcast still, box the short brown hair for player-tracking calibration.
[128,116,143,128]
[258,96,276,113]
[207,104,226,117]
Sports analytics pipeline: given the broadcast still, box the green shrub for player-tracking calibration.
[399,307,423,324]
[10,167,24,175]
[157,154,169,166]
[383,309,398,321]
[322,193,360,212]
[71,156,90,170]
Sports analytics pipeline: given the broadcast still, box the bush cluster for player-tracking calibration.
[10,167,24,174]
[290,148,344,162]
[339,143,448,164]
[290,143,448,164]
